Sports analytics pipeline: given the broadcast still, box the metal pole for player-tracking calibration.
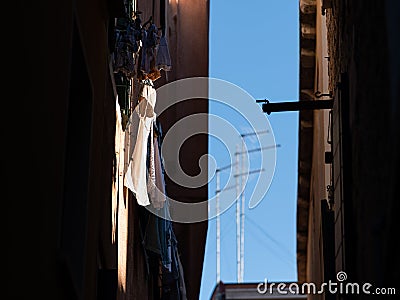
[240,140,245,283]
[216,170,221,284]
[235,144,241,283]
[236,130,270,282]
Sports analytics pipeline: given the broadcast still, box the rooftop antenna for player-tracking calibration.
[215,163,235,284]
[236,144,241,282]
[216,170,221,283]
[237,130,275,282]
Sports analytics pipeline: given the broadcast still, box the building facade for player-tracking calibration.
[297,0,399,299]
[9,0,209,299]
[210,282,307,300]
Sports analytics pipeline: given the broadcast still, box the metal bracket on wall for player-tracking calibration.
[257,99,334,115]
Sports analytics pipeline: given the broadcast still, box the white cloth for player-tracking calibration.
[124,82,157,206]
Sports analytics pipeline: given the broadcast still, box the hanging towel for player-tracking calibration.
[124,81,157,206]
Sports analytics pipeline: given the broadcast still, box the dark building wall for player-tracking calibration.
[297,0,399,296]
[326,0,400,293]
[115,0,209,298]
[9,1,209,299]
[9,0,120,299]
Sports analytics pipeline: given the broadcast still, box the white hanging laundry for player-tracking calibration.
[124,81,157,206]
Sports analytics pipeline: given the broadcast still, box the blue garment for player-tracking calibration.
[144,211,173,270]
[144,120,173,270]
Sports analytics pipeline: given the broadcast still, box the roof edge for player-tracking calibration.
[296,0,317,283]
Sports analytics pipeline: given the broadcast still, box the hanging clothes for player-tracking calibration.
[149,121,167,209]
[126,19,140,54]
[142,26,155,74]
[176,250,187,300]
[124,80,157,206]
[160,231,188,300]
[113,30,127,73]
[113,29,136,78]
[141,23,161,81]
[113,16,140,78]
[156,36,172,72]
[144,118,171,269]
[144,210,173,272]
[156,0,172,72]
[146,124,156,196]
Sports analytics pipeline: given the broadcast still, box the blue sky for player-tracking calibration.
[200,1,300,299]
